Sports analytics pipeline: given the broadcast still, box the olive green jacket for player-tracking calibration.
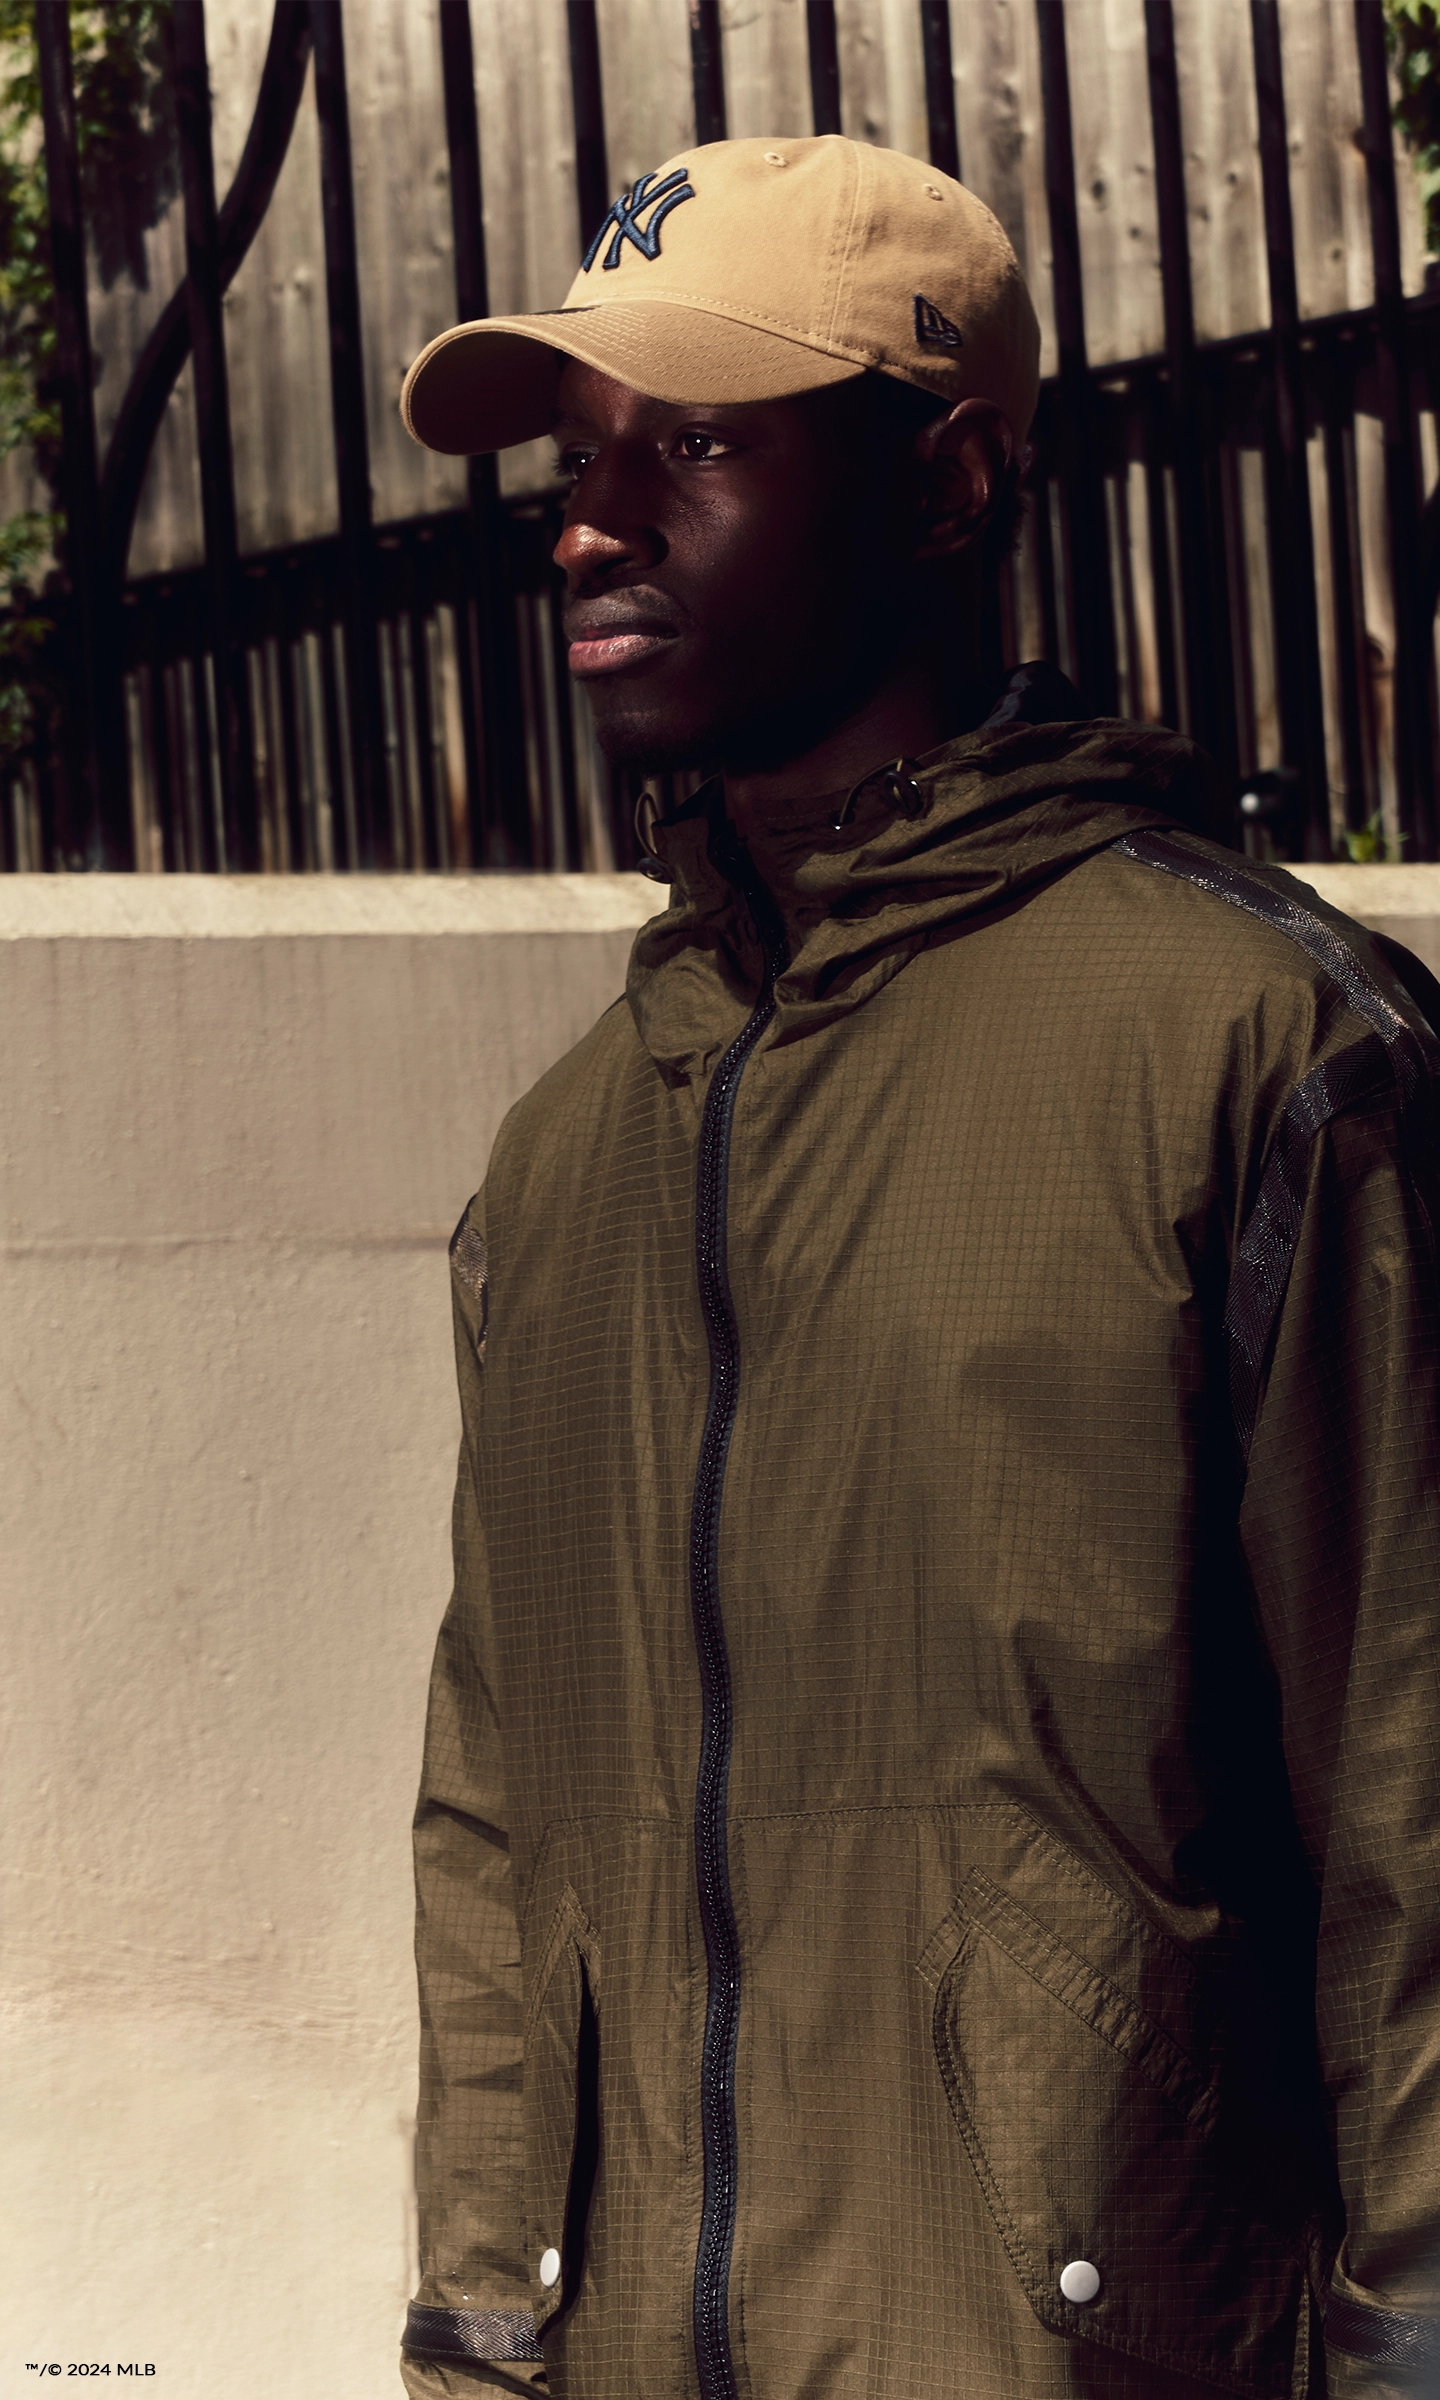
[401,712,1440,2400]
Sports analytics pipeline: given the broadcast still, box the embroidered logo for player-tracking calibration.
[914,293,963,348]
[582,168,696,272]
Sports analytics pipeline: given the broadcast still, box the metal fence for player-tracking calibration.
[6,0,1440,873]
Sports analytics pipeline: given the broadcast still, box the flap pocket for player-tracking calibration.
[925,1867,1305,2397]
[523,1883,600,2333]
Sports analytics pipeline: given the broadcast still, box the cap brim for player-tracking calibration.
[400,300,865,455]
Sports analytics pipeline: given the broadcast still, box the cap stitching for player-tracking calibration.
[823,139,867,352]
[425,294,907,367]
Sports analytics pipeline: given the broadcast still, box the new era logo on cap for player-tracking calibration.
[583,168,696,273]
[914,293,963,349]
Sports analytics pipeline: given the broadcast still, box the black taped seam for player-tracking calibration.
[1112,830,1439,1461]
[1325,2291,1440,2368]
[689,976,778,2400]
[402,2305,543,2363]
[1224,1037,1393,1460]
[1111,829,1429,1079]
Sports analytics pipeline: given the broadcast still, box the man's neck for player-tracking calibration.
[721,627,991,841]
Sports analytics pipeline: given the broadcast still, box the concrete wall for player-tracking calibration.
[3,859,1437,2393]
[0,875,658,2398]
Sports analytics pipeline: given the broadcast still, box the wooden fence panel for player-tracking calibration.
[74,0,1438,551]
[6,0,1440,873]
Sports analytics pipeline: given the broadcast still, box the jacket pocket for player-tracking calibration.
[922,1866,1307,2398]
[523,1882,600,2332]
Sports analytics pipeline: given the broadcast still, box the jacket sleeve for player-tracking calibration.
[401,1199,548,2400]
[1238,1075,1440,2397]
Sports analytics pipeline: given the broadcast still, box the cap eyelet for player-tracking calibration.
[922,182,944,200]
[763,151,788,167]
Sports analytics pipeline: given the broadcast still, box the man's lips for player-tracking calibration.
[567,627,679,677]
[563,598,683,679]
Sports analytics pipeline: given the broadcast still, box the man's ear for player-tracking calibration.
[913,399,1014,563]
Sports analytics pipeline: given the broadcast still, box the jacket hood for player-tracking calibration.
[626,670,1228,1083]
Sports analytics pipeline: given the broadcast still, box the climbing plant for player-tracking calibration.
[1388,0,1440,258]
[0,0,175,776]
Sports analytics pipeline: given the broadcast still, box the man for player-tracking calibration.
[396,136,1440,2400]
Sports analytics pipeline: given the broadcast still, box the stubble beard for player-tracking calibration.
[584,650,894,783]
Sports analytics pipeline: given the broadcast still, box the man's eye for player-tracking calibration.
[554,449,594,484]
[673,429,735,463]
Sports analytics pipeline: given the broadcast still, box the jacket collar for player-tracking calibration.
[626,668,1226,1083]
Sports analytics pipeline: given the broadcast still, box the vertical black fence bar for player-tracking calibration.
[919,0,960,182]
[1355,0,1436,857]
[439,0,533,866]
[174,0,258,870]
[805,0,843,134]
[567,0,610,243]
[1143,0,1236,769]
[311,0,388,867]
[1034,0,1118,714]
[1319,342,1372,832]
[1141,378,1181,729]
[689,0,727,146]
[1249,0,1329,854]
[35,3,130,866]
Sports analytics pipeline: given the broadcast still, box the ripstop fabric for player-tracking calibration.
[401,703,1440,2400]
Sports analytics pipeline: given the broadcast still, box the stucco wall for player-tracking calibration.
[0,874,657,2397]
[3,859,1436,2393]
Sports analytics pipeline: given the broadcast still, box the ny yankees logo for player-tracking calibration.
[582,167,696,272]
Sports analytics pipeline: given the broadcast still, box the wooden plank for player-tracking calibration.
[1275,0,1427,318]
[1058,0,1163,367]
[335,0,466,527]
[725,0,812,142]
[947,0,1057,377]
[1171,0,1267,340]
[206,12,337,556]
[834,0,926,165]
[594,0,695,190]
[469,0,587,499]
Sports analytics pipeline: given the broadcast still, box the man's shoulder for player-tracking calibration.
[486,991,651,1190]
[1066,827,1438,1053]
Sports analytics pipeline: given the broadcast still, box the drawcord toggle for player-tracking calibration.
[831,758,927,831]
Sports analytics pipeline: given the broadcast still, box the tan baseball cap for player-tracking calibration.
[401,134,1040,457]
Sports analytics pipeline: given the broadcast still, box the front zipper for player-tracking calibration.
[688,958,780,2400]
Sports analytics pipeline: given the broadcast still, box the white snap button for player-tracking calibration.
[1059,2259,1101,2305]
[539,2246,561,2289]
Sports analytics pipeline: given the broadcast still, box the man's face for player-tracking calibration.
[552,362,926,775]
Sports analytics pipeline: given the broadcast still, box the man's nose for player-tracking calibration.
[553,457,665,587]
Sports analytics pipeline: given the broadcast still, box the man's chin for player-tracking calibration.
[588,687,854,782]
[587,702,719,779]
